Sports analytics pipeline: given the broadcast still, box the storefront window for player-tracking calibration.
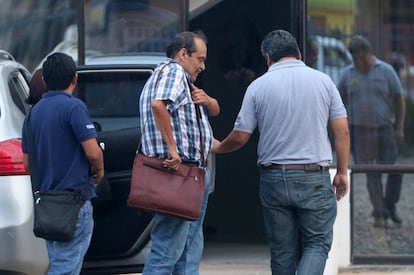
[307,0,414,264]
[0,0,185,71]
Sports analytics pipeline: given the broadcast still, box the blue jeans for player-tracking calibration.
[143,169,210,275]
[259,168,337,275]
[46,200,94,275]
[351,125,402,218]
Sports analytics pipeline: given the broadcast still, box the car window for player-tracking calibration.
[324,46,351,67]
[75,70,152,132]
[8,70,30,114]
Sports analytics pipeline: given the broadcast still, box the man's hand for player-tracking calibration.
[395,129,404,145]
[332,172,348,201]
[190,83,220,116]
[92,168,104,184]
[162,148,182,171]
[212,138,221,153]
[190,83,211,106]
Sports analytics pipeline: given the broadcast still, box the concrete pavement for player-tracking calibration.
[127,241,414,274]
[199,241,414,275]
[200,241,271,274]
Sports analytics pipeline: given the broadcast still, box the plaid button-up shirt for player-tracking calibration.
[139,59,213,162]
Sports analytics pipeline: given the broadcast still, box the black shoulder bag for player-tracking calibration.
[26,111,86,242]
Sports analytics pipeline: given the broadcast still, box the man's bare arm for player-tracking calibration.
[151,100,181,170]
[330,117,350,201]
[81,138,104,184]
[213,130,251,154]
[394,94,406,144]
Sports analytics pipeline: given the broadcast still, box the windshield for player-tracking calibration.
[0,0,186,71]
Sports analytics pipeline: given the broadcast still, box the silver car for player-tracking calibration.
[0,49,164,275]
[0,48,215,274]
[315,35,352,85]
[0,50,49,274]
[0,49,160,275]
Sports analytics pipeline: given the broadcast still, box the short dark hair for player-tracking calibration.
[348,35,372,54]
[166,31,207,58]
[42,52,76,90]
[25,68,48,105]
[261,29,300,62]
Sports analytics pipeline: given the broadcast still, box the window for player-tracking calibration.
[8,71,30,114]
[308,0,414,265]
[75,70,152,131]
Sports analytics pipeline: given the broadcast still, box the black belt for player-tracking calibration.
[261,164,329,171]
[182,161,203,168]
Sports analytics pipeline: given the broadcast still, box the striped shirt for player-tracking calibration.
[139,59,213,162]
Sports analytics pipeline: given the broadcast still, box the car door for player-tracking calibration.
[75,67,155,273]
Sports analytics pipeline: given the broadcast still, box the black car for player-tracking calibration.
[75,53,167,275]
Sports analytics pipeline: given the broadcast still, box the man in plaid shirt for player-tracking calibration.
[140,31,219,275]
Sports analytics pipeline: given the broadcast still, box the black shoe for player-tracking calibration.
[389,209,402,224]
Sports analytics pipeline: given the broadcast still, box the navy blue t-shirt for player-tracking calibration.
[22,91,97,199]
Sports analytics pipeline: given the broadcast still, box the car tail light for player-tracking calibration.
[0,138,29,176]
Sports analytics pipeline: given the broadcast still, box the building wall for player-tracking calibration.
[308,1,355,37]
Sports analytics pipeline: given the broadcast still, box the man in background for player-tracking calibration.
[305,35,320,68]
[338,35,405,228]
[25,68,48,105]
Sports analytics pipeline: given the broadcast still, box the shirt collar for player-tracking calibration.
[42,91,72,99]
[268,59,306,72]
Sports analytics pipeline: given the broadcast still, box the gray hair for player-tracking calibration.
[260,29,300,62]
[166,31,207,58]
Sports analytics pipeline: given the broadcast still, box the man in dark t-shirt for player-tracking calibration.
[22,52,104,274]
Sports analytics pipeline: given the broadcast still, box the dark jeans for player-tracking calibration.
[351,125,403,218]
[259,168,336,275]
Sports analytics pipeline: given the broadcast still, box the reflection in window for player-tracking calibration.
[85,0,180,53]
[324,47,350,67]
[75,71,150,131]
[308,0,414,265]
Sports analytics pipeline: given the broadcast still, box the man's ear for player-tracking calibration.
[72,73,78,85]
[178,48,187,62]
[266,54,271,67]
[298,50,302,61]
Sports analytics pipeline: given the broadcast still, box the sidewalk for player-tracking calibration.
[338,265,414,274]
[127,242,414,275]
[200,264,414,275]
[200,241,271,275]
[199,241,414,275]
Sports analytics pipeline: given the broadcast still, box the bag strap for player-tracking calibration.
[25,111,38,192]
[188,80,206,166]
[140,62,206,166]
[139,62,170,137]
[26,111,88,200]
